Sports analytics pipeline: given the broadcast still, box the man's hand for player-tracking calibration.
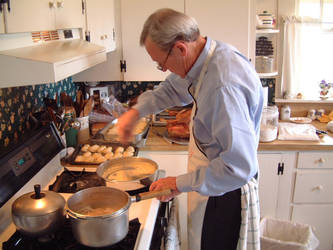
[117,108,140,144]
[149,177,181,202]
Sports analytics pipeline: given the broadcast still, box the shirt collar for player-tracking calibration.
[185,37,212,87]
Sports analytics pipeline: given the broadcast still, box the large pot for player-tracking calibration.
[11,184,66,237]
[67,186,170,247]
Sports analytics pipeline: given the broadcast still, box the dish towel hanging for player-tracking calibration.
[165,197,181,250]
[237,178,261,250]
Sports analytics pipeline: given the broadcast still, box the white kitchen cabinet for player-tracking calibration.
[257,152,295,220]
[120,0,184,81]
[185,0,256,61]
[138,151,188,250]
[4,0,85,33]
[0,8,4,34]
[85,0,116,53]
[291,151,333,250]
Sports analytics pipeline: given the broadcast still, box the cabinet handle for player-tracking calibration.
[313,185,323,191]
[318,158,325,164]
[57,1,64,8]
[49,1,56,8]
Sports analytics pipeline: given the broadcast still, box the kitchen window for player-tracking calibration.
[281,0,333,100]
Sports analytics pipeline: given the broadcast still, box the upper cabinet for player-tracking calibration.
[120,0,184,81]
[185,0,256,61]
[3,0,85,33]
[85,0,116,53]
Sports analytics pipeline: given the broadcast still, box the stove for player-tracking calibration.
[0,123,165,250]
[3,218,141,250]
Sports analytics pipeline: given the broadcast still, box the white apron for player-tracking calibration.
[187,40,216,250]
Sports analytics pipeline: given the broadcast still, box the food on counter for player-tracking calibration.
[89,144,100,152]
[74,145,135,164]
[102,146,113,154]
[83,151,92,157]
[166,108,191,139]
[115,146,124,154]
[104,152,114,160]
[81,144,90,152]
[123,151,134,157]
[106,118,148,136]
[97,145,107,153]
[90,122,108,135]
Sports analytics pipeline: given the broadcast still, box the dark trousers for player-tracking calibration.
[201,188,241,250]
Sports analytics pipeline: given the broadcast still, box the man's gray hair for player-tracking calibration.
[140,8,200,51]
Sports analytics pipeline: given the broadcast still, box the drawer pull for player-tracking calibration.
[313,185,323,191]
[317,158,326,164]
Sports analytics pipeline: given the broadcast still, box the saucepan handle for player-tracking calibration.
[131,189,172,202]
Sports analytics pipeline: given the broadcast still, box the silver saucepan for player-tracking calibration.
[11,184,66,237]
[67,186,171,247]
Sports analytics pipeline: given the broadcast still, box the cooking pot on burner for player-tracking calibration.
[66,186,171,247]
[11,184,66,237]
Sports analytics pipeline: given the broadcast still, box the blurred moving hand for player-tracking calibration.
[117,108,140,144]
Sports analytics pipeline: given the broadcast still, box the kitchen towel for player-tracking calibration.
[165,197,181,250]
[278,122,319,141]
[237,178,260,250]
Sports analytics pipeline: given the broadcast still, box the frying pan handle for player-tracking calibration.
[132,189,172,202]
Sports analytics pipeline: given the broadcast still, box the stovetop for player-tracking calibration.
[3,218,141,250]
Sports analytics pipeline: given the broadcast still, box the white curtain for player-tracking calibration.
[281,16,333,99]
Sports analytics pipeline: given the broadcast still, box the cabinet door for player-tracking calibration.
[138,151,188,250]
[292,205,333,250]
[5,0,55,33]
[257,152,295,220]
[185,0,254,59]
[55,0,85,30]
[0,9,5,33]
[120,0,184,81]
[85,0,116,52]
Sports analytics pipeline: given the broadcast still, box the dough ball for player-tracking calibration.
[83,156,94,163]
[97,145,106,153]
[92,153,102,160]
[75,155,85,162]
[115,146,124,154]
[94,155,106,163]
[102,146,113,154]
[83,151,92,157]
[113,152,123,159]
[89,144,100,152]
[81,144,90,152]
[104,152,114,160]
[123,151,134,157]
[125,146,135,153]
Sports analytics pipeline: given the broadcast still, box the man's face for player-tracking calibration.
[144,37,186,78]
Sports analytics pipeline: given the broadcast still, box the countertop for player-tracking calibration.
[143,122,333,152]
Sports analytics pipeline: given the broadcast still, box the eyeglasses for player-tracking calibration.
[156,46,173,71]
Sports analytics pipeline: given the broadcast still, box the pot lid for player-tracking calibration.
[12,185,65,217]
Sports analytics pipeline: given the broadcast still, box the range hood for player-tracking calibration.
[0,39,106,87]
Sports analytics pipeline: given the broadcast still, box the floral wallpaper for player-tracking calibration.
[0,77,78,150]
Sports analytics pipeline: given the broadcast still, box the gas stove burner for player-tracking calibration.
[49,170,106,193]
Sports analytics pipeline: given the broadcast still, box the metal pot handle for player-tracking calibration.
[131,189,172,203]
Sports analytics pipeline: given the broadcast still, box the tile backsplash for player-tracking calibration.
[0,77,78,150]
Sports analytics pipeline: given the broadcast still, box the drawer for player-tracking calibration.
[297,152,333,169]
[294,170,333,203]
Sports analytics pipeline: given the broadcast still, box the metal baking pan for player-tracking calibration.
[67,142,138,165]
[93,117,151,144]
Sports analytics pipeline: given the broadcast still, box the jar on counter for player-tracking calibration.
[280,105,291,121]
[260,106,279,142]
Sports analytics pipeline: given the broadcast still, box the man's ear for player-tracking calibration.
[174,41,187,56]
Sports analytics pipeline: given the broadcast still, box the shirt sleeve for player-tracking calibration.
[132,74,193,118]
[176,84,260,196]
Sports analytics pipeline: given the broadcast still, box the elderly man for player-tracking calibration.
[117,8,263,250]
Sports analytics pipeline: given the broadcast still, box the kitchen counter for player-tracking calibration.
[143,122,333,152]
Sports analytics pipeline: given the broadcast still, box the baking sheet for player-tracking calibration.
[68,142,138,165]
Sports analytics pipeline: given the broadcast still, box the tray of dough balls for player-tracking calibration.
[94,117,151,144]
[69,143,138,165]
